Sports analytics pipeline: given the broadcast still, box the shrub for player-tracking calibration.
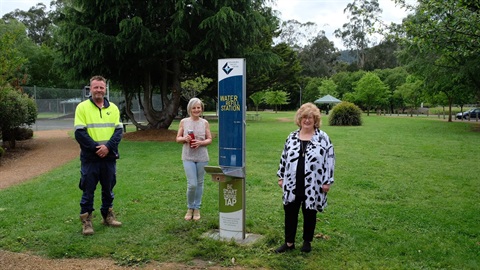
[328,101,363,126]
[1,127,34,141]
[15,127,34,140]
[24,97,38,126]
[0,86,38,148]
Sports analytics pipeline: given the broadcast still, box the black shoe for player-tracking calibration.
[301,242,311,253]
[275,243,295,253]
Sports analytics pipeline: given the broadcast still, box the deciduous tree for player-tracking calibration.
[375,67,409,113]
[394,74,423,116]
[264,90,289,112]
[302,77,322,104]
[331,70,366,99]
[0,20,28,87]
[318,79,338,98]
[354,72,388,115]
[249,91,265,113]
[181,76,213,102]
[397,0,480,121]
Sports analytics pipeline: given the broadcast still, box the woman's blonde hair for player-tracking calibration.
[187,97,204,116]
[294,102,322,128]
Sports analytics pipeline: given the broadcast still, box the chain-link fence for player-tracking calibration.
[23,86,149,121]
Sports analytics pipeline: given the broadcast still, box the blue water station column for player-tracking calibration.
[205,58,246,240]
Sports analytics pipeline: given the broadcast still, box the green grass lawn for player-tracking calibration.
[1,112,479,269]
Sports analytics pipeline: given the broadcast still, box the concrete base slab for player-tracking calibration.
[202,230,264,245]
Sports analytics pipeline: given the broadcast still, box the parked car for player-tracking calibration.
[456,108,480,119]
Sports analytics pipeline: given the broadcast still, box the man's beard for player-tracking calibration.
[93,93,104,102]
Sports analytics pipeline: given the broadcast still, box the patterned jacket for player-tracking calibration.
[277,128,335,212]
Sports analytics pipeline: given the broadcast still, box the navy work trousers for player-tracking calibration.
[79,160,117,215]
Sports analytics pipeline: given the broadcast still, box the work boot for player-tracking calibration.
[80,212,94,235]
[101,208,122,227]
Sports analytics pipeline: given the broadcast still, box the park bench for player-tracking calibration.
[246,114,261,121]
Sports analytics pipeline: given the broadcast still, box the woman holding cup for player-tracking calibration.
[176,98,212,220]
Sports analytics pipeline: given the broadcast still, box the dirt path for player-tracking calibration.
[0,250,133,270]
[0,249,225,270]
[0,130,78,190]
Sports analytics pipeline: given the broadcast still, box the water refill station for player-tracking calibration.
[205,59,247,241]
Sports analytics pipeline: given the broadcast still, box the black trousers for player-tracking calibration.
[284,199,317,243]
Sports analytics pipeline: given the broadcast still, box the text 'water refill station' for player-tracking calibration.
[205,58,246,241]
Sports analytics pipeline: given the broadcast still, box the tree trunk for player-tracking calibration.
[127,57,182,130]
[448,98,453,122]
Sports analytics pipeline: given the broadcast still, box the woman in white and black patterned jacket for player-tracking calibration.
[275,102,335,253]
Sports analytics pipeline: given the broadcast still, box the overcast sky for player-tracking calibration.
[270,0,416,49]
[1,0,415,49]
[0,0,45,15]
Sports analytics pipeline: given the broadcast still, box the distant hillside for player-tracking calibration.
[337,50,356,63]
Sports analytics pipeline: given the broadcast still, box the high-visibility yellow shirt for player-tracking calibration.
[74,98,122,143]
